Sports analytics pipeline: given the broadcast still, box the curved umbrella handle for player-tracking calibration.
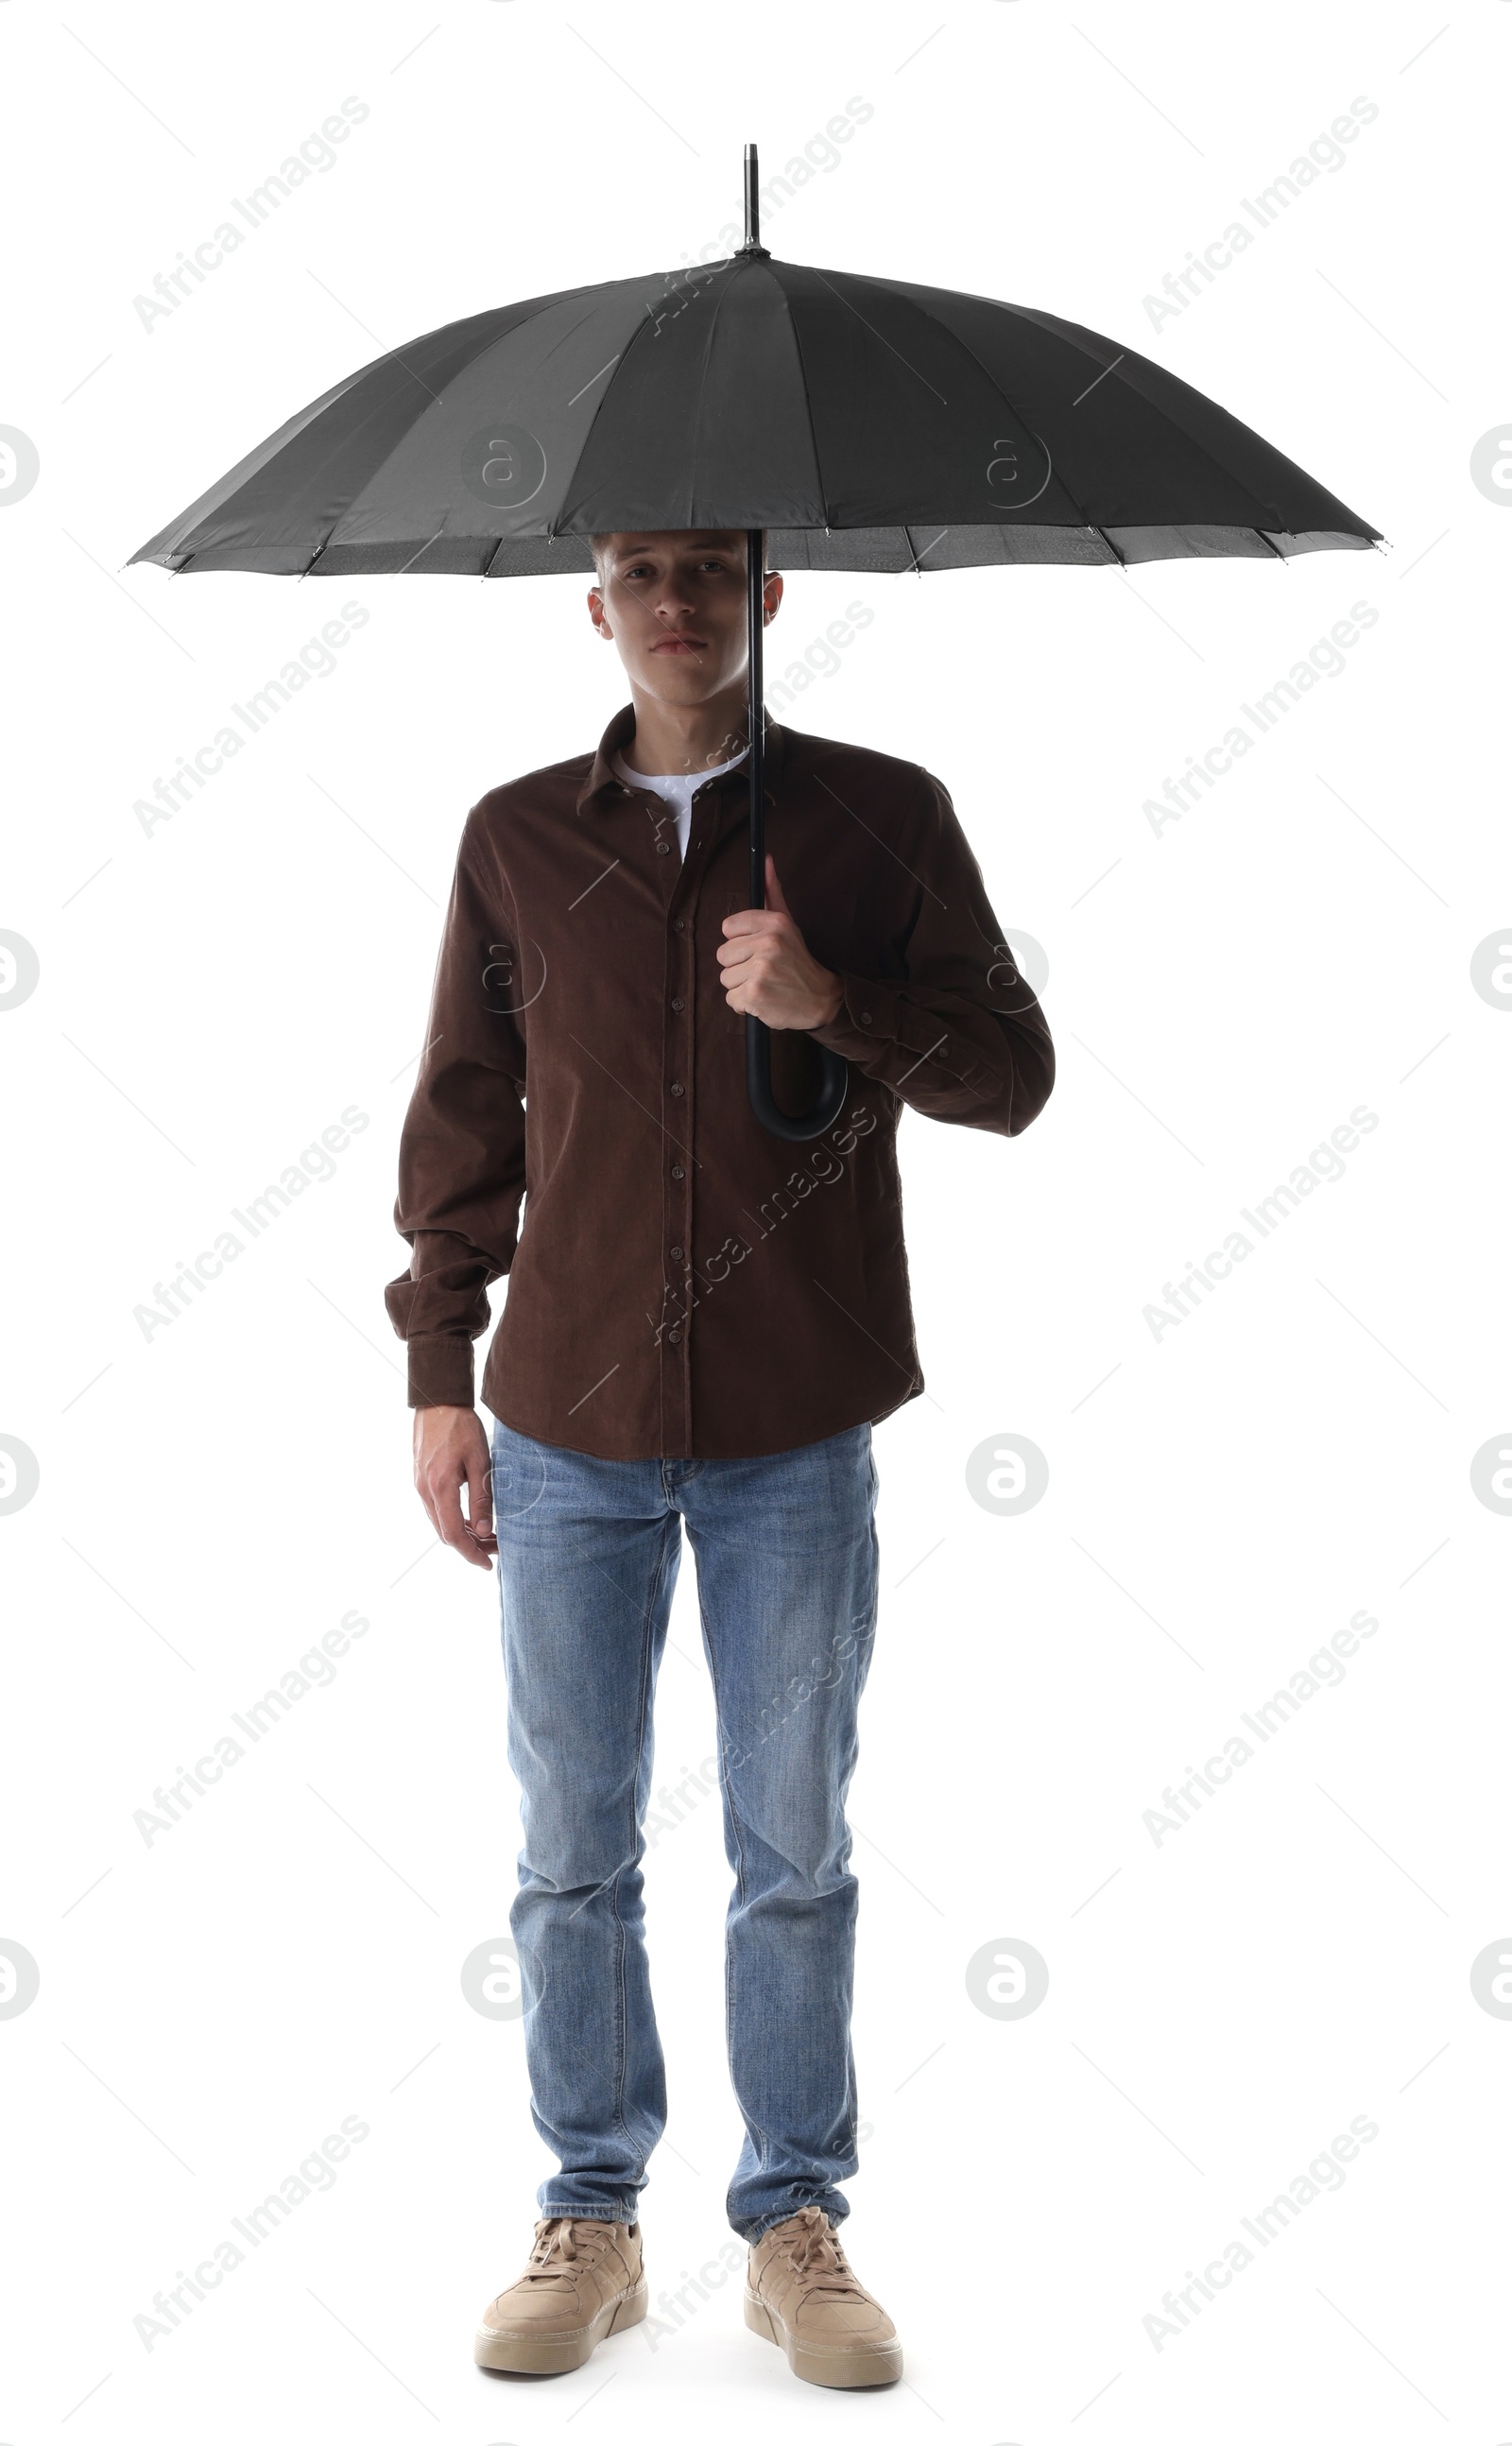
[744,522,850,1143]
[745,1013,850,1141]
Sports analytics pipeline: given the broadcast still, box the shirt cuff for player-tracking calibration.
[405,1332,475,1409]
[806,972,902,1059]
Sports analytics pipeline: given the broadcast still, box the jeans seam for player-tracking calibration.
[610,1511,673,2179]
[696,1590,753,2196]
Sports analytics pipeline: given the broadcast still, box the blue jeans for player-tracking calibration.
[490,1415,880,2244]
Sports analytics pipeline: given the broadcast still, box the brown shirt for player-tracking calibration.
[385,702,1055,1458]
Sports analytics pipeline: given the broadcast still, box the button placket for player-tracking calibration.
[655,770,744,1447]
[661,848,697,1452]
[652,774,745,1440]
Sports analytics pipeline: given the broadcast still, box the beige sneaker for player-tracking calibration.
[473,2215,646,2374]
[745,2206,902,2388]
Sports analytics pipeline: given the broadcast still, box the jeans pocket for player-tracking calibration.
[490,1423,550,1524]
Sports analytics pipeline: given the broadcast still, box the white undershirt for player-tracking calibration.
[611,742,747,861]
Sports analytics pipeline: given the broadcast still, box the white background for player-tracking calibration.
[3,1,1507,2437]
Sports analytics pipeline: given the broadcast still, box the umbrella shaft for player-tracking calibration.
[743,525,850,1142]
[747,524,765,907]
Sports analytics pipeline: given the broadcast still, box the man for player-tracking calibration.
[385,530,1054,2389]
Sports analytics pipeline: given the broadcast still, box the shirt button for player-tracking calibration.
[670,1245,684,1260]
[860,1009,872,1025]
[674,918,686,932]
[671,1163,685,1180]
[671,996,685,1011]
[667,1325,683,1344]
[656,841,671,855]
[669,1080,685,1097]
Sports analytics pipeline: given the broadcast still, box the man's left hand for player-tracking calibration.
[718,855,844,1031]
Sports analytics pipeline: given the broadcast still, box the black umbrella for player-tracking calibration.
[130,144,1381,1141]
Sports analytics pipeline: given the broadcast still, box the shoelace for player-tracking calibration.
[766,2206,868,2298]
[522,2216,618,2289]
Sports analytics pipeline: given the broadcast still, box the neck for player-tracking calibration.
[623,677,752,777]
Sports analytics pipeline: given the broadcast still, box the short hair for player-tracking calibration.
[589,531,766,578]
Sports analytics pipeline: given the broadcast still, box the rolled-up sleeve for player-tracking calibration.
[807,767,1055,1136]
[384,809,528,1407]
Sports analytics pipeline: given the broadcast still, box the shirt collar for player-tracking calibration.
[576,701,788,815]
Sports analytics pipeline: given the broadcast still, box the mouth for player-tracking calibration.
[653,635,707,655]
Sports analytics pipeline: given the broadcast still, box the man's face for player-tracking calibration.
[588,531,782,709]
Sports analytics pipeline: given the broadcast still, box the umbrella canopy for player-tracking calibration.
[129,247,1378,583]
[129,145,1380,1136]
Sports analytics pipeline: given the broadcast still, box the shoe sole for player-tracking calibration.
[474,2276,648,2373]
[744,2286,902,2388]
